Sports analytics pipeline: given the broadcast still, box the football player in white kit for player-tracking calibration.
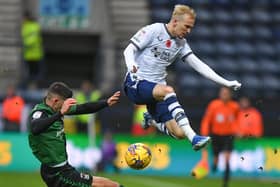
[123,5,241,151]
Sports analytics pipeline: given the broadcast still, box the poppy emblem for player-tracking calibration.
[166,40,171,48]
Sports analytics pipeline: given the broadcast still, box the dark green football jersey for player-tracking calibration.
[28,102,76,165]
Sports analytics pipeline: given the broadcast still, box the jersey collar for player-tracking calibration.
[163,23,176,39]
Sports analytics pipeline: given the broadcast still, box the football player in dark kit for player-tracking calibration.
[28,82,123,187]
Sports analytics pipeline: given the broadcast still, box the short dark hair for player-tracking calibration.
[47,82,73,99]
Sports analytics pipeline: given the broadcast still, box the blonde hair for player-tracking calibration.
[171,5,196,20]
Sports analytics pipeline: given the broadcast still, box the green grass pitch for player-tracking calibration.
[0,172,278,187]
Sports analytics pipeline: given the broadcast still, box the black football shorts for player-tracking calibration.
[40,163,92,187]
[211,134,234,156]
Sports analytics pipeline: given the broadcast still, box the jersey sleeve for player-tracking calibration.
[31,110,48,121]
[66,100,108,115]
[68,105,77,114]
[180,40,193,60]
[29,110,62,135]
[130,24,156,50]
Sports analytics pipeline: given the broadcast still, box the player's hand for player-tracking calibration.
[107,91,121,106]
[228,80,242,91]
[60,98,77,115]
[131,65,138,73]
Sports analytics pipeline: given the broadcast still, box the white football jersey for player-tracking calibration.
[130,23,193,84]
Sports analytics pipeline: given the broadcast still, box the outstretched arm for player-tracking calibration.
[67,91,121,115]
[67,100,108,115]
[184,53,241,90]
[30,98,77,135]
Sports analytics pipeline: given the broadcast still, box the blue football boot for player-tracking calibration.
[142,112,154,129]
[192,135,211,151]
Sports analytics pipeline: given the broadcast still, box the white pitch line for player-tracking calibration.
[124,176,192,187]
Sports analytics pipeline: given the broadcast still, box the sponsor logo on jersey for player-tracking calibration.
[133,29,147,43]
[32,111,42,119]
[151,47,161,57]
[56,128,65,138]
[80,173,90,180]
[132,36,140,43]
[151,47,171,61]
[157,36,163,41]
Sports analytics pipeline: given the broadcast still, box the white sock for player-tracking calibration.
[180,123,196,142]
[166,100,196,142]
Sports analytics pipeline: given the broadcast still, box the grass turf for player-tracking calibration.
[0,172,278,187]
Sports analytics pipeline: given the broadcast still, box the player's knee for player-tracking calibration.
[164,86,174,94]
[104,181,119,187]
[92,176,119,187]
[92,179,119,187]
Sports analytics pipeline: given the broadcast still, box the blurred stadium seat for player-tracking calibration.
[179,74,201,96]
[233,25,252,39]
[214,24,232,39]
[272,11,280,23]
[216,57,240,73]
[175,60,189,73]
[216,41,236,56]
[255,41,276,57]
[191,40,215,56]
[197,8,214,23]
[191,24,213,39]
[258,58,280,74]
[149,0,172,7]
[174,0,193,5]
[261,75,280,90]
[238,57,259,73]
[234,0,250,6]
[251,8,270,24]
[213,9,233,23]
[180,74,201,89]
[241,75,262,97]
[261,75,280,98]
[200,78,219,97]
[254,25,272,40]
[203,58,220,70]
[232,9,251,23]
[235,41,254,57]
[241,75,262,90]
[150,7,172,23]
